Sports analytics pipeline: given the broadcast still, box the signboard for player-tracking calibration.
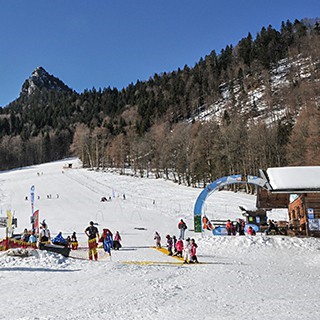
[308,219,320,231]
[0,217,7,228]
[307,208,314,219]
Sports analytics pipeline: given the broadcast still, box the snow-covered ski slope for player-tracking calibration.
[1,158,320,320]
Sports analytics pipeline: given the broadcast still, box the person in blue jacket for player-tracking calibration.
[52,232,68,247]
[101,229,113,256]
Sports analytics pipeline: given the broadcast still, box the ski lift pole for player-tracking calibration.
[5,226,8,250]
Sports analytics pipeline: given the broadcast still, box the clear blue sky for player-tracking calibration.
[0,0,319,106]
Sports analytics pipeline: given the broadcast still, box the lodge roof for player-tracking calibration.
[262,166,320,193]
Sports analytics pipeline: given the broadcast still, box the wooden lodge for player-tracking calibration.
[258,167,320,237]
[288,193,320,237]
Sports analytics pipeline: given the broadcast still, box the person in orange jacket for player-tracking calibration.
[226,219,232,236]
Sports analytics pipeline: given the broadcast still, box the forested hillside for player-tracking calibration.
[1,19,320,186]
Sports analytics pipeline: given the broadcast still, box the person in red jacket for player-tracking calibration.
[178,219,187,240]
[247,226,256,236]
[189,239,199,263]
[174,239,183,257]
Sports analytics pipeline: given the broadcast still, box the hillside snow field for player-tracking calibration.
[1,159,320,320]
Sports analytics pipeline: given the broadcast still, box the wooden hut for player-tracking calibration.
[260,166,320,237]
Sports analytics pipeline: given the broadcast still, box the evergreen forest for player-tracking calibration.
[1,19,320,186]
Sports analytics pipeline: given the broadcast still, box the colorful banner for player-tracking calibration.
[30,185,35,215]
[33,209,40,234]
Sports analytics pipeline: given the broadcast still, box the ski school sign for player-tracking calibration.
[193,174,270,232]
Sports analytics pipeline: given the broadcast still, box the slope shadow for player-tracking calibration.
[0,267,81,272]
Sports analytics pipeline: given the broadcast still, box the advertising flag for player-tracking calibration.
[33,209,40,234]
[30,185,35,214]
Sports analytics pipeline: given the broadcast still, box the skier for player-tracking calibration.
[172,235,177,254]
[266,219,279,235]
[183,238,191,263]
[71,232,78,250]
[154,231,161,248]
[100,228,113,256]
[189,239,199,263]
[175,238,183,257]
[84,221,99,261]
[178,219,187,240]
[166,234,173,256]
[247,226,256,236]
[28,231,37,245]
[21,228,30,242]
[113,231,122,250]
[52,232,68,247]
[226,219,232,236]
[39,220,51,244]
[236,218,245,235]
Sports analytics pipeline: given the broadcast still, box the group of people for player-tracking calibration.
[21,228,37,244]
[20,221,79,249]
[20,220,123,261]
[154,219,199,264]
[225,218,281,236]
[225,218,247,236]
[84,221,122,260]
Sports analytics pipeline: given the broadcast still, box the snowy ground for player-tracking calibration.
[1,159,320,320]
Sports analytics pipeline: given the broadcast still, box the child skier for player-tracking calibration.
[175,238,183,257]
[113,231,122,250]
[154,232,161,248]
[189,239,199,263]
[166,234,173,256]
[183,238,191,263]
[71,232,78,250]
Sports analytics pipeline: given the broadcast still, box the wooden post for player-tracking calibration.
[5,227,8,250]
[303,194,309,237]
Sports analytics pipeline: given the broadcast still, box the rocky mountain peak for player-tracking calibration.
[21,66,72,96]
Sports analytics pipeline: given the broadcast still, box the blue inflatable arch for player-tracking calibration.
[193,174,269,232]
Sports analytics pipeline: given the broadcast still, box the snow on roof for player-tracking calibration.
[267,166,320,192]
